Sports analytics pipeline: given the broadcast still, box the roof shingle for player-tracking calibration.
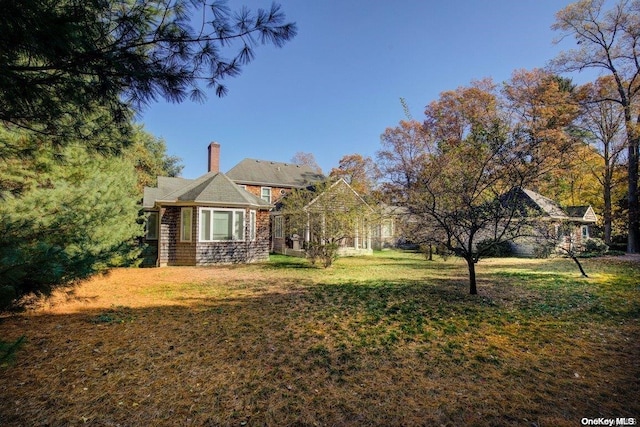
[226,158,325,188]
[143,172,271,209]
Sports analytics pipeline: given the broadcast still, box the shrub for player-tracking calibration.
[534,243,554,259]
[583,238,609,255]
[477,239,513,257]
[306,243,339,268]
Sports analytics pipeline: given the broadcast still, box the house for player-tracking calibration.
[142,144,272,266]
[270,178,374,257]
[508,188,598,256]
[143,142,374,266]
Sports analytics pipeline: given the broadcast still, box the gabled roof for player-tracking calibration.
[521,188,567,219]
[507,188,597,224]
[273,178,372,213]
[226,158,325,188]
[566,206,598,222]
[143,172,271,209]
[305,178,372,211]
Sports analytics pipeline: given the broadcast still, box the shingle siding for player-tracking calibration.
[157,206,270,266]
[159,206,196,266]
[194,208,270,265]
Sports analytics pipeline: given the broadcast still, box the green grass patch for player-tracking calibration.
[1,251,638,426]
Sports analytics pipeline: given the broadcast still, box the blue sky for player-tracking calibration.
[140,0,590,179]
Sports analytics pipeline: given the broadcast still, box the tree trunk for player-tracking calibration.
[570,254,589,278]
[604,187,612,246]
[628,137,639,253]
[623,107,639,253]
[603,161,613,246]
[466,256,477,295]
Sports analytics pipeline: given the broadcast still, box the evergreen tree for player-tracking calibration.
[0,0,297,135]
[0,130,143,310]
[125,125,183,192]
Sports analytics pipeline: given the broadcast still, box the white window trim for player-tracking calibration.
[146,212,159,240]
[180,207,193,242]
[581,225,589,239]
[249,210,257,241]
[261,187,272,203]
[199,207,246,242]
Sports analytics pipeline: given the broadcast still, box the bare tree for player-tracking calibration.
[551,0,640,253]
[378,78,578,294]
[576,77,628,244]
[290,152,322,174]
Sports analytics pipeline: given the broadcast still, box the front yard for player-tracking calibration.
[1,251,639,426]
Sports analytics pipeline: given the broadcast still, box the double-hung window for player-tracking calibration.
[146,212,159,240]
[381,220,393,238]
[581,225,589,239]
[180,207,193,242]
[261,187,271,203]
[274,216,284,239]
[199,208,245,241]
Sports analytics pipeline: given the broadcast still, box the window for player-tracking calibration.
[146,212,158,240]
[261,187,271,203]
[180,207,193,242]
[274,216,284,238]
[199,208,245,241]
[381,220,393,238]
[249,211,257,241]
[582,225,589,239]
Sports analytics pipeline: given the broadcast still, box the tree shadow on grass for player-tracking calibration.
[1,272,638,427]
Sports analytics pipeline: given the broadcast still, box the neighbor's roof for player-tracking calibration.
[510,188,597,224]
[565,206,598,222]
[226,158,325,188]
[143,172,271,209]
[521,188,567,219]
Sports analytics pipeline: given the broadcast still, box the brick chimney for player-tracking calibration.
[208,142,220,173]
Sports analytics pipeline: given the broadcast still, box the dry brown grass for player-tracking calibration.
[1,252,639,426]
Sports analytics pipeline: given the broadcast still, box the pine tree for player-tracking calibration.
[0,130,143,310]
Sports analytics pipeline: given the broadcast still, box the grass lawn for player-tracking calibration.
[1,251,639,426]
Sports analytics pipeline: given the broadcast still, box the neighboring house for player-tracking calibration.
[508,188,598,256]
[271,178,374,257]
[142,146,272,266]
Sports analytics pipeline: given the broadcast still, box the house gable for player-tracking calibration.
[305,178,372,212]
[156,172,271,208]
[271,178,374,257]
[565,206,598,223]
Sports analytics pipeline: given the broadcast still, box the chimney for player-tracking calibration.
[208,142,220,173]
